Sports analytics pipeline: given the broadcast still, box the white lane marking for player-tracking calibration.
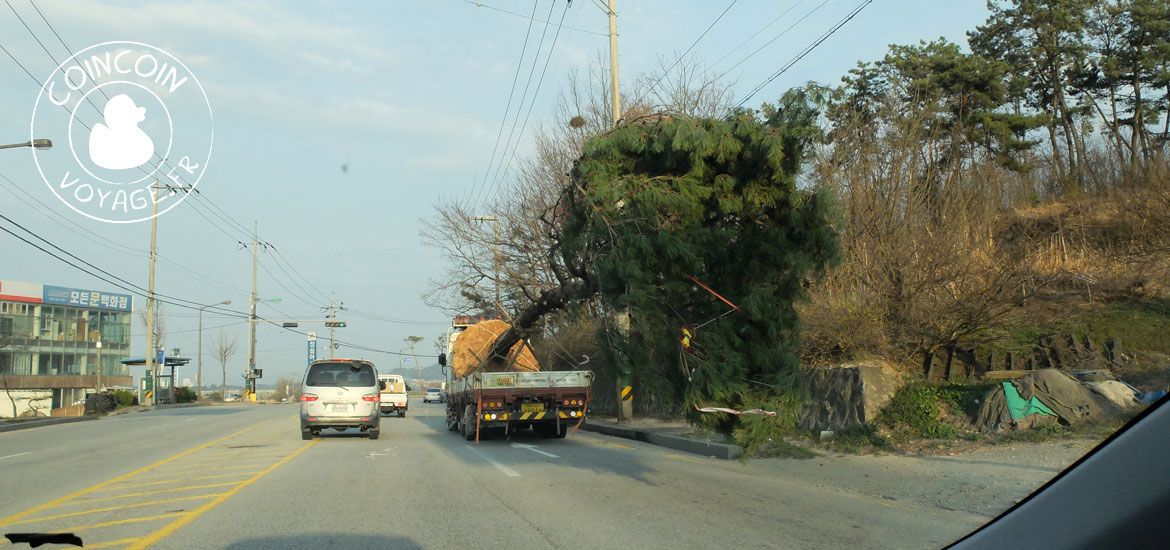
[466,445,521,477]
[511,443,558,458]
[185,418,196,421]
[0,452,30,460]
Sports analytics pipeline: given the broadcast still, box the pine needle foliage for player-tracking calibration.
[562,98,841,440]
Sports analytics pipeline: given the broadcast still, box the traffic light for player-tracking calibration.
[325,321,346,328]
[282,322,298,328]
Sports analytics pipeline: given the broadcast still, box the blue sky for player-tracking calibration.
[0,0,991,383]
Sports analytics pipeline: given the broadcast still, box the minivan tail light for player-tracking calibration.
[362,394,379,402]
[301,394,318,402]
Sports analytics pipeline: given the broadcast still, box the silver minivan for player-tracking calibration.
[299,359,383,440]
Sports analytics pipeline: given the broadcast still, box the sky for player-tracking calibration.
[0,0,992,384]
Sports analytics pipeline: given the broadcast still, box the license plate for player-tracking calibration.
[330,404,348,412]
[521,403,544,413]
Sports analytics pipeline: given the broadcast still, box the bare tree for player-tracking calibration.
[136,303,167,352]
[212,330,238,400]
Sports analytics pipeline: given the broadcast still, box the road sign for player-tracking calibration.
[307,331,317,341]
[401,357,411,364]
[157,348,165,367]
[307,338,317,366]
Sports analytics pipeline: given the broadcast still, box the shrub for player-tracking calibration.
[176,387,198,403]
[878,384,958,439]
[113,390,138,408]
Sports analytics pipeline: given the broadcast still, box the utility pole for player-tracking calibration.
[327,297,338,359]
[145,181,159,406]
[404,336,425,392]
[95,340,102,391]
[608,0,621,125]
[603,0,633,421]
[245,222,258,400]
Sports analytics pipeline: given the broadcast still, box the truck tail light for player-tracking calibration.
[301,394,318,402]
[362,394,379,402]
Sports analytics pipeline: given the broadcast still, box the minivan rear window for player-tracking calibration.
[305,362,376,387]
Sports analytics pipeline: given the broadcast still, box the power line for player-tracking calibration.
[0,214,245,318]
[631,0,739,109]
[710,0,806,69]
[459,0,606,36]
[268,245,333,305]
[476,0,558,205]
[736,0,873,108]
[716,0,829,82]
[480,0,571,204]
[470,0,540,205]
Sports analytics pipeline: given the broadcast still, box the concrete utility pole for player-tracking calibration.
[246,223,258,400]
[608,0,621,125]
[145,182,159,405]
[327,298,338,359]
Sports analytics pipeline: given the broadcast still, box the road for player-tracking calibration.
[0,402,1076,549]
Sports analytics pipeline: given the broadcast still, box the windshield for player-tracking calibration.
[1,2,1165,549]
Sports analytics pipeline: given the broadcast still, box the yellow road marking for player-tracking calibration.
[127,439,319,550]
[664,453,707,464]
[608,442,637,451]
[0,421,266,528]
[4,494,224,526]
[0,512,184,545]
[71,481,244,505]
[113,471,256,489]
[146,452,288,468]
[85,537,145,549]
[134,461,278,478]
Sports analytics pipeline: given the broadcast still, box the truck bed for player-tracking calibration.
[449,370,593,393]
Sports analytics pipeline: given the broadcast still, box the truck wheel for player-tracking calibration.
[399,410,407,418]
[462,405,477,441]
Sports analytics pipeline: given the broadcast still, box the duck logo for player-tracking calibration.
[89,94,154,170]
[31,41,212,224]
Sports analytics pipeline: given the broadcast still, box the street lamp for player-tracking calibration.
[95,340,102,391]
[198,299,231,400]
[0,139,52,150]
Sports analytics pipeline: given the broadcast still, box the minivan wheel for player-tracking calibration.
[369,428,380,440]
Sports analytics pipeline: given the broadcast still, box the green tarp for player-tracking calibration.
[1001,381,1057,420]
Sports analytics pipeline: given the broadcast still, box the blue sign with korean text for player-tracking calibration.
[307,339,317,366]
[43,285,132,311]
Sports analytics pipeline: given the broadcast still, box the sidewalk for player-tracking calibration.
[581,416,742,459]
[0,415,97,433]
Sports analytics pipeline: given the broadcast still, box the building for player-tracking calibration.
[0,279,133,417]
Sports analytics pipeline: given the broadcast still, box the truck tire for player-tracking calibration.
[462,405,476,441]
[399,410,407,418]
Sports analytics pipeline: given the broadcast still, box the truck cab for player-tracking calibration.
[378,374,408,417]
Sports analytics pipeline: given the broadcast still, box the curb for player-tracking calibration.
[0,415,98,433]
[581,420,742,460]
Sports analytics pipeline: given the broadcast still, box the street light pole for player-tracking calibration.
[198,299,231,400]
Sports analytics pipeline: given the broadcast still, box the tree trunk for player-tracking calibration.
[486,280,595,363]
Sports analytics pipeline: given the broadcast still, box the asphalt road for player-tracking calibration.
[0,402,1054,549]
